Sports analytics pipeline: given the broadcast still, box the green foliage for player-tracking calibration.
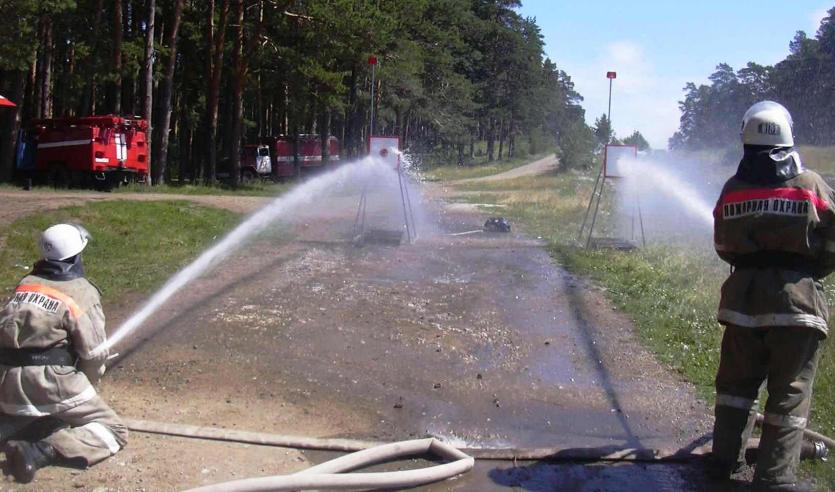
[623,130,650,151]
[0,0,595,184]
[672,8,835,149]
[593,113,614,147]
[558,118,596,170]
[0,1,75,71]
[115,181,291,197]
[0,201,241,303]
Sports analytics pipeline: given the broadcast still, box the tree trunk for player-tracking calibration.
[256,72,264,137]
[403,110,411,148]
[228,0,264,185]
[498,118,505,160]
[111,0,123,114]
[40,16,53,119]
[80,0,104,115]
[180,121,192,183]
[343,68,356,157]
[0,71,25,182]
[192,122,203,182]
[142,0,155,184]
[228,0,244,187]
[23,48,37,124]
[319,109,330,165]
[203,0,230,185]
[153,0,184,185]
[487,119,495,161]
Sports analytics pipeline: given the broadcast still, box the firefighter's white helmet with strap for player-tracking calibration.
[40,224,92,261]
[741,101,794,147]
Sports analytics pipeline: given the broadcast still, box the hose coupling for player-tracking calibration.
[801,440,829,461]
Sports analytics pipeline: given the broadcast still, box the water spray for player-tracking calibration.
[617,157,714,231]
[93,155,407,357]
[352,141,417,245]
[582,150,719,248]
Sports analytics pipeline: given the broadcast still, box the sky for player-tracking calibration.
[518,1,832,148]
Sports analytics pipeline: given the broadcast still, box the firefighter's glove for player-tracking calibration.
[78,359,106,384]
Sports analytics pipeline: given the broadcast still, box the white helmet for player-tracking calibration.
[40,224,91,261]
[741,101,794,147]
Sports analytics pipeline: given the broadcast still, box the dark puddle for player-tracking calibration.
[300,450,731,491]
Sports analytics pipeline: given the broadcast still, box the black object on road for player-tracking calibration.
[484,217,511,233]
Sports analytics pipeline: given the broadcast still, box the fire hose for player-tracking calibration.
[124,414,833,491]
[183,438,473,492]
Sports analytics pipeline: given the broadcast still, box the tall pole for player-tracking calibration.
[607,77,613,126]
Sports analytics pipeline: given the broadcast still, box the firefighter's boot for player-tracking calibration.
[704,454,748,481]
[5,440,57,483]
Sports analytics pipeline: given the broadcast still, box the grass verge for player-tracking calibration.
[0,181,291,197]
[799,146,835,175]
[0,201,241,304]
[116,181,291,197]
[446,168,834,489]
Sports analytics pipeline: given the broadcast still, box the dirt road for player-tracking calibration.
[452,154,557,184]
[0,181,719,491]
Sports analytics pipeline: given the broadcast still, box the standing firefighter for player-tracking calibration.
[711,101,831,491]
[0,224,127,483]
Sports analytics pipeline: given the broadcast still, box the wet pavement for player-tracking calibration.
[98,192,717,490]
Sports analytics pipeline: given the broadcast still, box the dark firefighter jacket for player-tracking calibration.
[714,146,835,336]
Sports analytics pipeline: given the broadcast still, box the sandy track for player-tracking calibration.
[452,154,557,184]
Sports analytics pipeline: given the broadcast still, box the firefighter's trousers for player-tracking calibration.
[712,324,824,487]
[0,395,127,466]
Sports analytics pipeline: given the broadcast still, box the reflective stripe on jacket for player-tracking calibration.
[0,275,107,416]
[714,170,835,335]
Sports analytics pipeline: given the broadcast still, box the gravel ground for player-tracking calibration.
[0,181,732,491]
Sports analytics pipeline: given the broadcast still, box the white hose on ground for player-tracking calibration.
[124,417,835,463]
[125,418,383,453]
[183,438,474,492]
[123,418,701,462]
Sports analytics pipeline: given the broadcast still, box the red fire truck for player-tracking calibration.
[271,134,341,178]
[16,115,149,188]
[218,136,341,182]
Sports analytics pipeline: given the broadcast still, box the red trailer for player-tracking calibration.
[272,135,341,178]
[17,115,149,188]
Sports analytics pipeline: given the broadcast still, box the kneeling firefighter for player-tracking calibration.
[0,224,127,483]
[711,101,832,491]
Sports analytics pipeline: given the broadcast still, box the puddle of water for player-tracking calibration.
[303,450,703,492]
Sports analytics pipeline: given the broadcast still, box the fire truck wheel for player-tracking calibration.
[47,164,70,189]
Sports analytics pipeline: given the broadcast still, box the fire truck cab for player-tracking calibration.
[16,115,149,189]
[241,144,272,182]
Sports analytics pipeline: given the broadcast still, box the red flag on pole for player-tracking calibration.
[0,94,16,107]
[368,55,377,65]
[606,71,617,79]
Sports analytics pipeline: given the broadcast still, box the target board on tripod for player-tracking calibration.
[369,136,401,168]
